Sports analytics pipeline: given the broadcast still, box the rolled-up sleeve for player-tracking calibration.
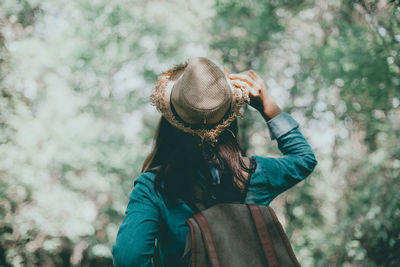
[266,112,300,140]
[246,113,318,205]
[112,174,160,267]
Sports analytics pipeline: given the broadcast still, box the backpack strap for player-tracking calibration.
[192,212,222,267]
[268,206,301,267]
[248,204,280,267]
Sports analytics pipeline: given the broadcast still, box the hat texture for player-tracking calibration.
[151,57,250,143]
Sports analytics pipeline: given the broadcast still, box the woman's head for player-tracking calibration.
[143,57,256,205]
[150,57,250,143]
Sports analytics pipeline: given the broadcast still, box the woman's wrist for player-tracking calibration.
[259,98,282,122]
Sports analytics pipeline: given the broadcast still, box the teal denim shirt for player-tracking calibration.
[111,113,318,267]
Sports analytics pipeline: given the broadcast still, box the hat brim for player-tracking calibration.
[151,60,250,143]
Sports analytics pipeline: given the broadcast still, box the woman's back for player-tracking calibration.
[111,58,318,267]
[112,115,317,267]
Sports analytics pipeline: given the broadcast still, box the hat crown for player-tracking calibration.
[171,57,232,125]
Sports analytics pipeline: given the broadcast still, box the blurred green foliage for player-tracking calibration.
[0,0,399,266]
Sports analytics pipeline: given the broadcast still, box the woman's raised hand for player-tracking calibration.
[228,70,282,121]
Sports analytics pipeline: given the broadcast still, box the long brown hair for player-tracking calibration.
[141,116,256,206]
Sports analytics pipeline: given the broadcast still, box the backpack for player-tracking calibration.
[180,201,301,267]
[148,166,301,267]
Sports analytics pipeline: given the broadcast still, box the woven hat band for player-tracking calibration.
[170,97,232,130]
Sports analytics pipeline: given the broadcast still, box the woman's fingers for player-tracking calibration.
[230,72,255,82]
[230,73,261,95]
[245,70,263,85]
[230,69,279,117]
[230,80,259,95]
[230,77,254,87]
[230,80,250,91]
[230,79,248,88]
[229,73,257,87]
[247,70,257,80]
[229,71,267,101]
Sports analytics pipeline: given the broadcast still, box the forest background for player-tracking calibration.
[1,0,399,266]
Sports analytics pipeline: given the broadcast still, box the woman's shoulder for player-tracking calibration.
[250,155,270,172]
[133,170,157,187]
[129,171,162,203]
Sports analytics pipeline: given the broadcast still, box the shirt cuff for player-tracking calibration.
[266,112,300,140]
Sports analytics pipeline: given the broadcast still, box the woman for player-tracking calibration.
[111,57,317,267]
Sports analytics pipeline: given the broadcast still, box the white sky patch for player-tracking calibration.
[112,62,147,98]
[303,113,336,155]
[121,110,144,144]
[378,26,387,37]
[185,43,209,59]
[393,97,399,108]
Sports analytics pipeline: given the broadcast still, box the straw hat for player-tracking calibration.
[150,57,250,144]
